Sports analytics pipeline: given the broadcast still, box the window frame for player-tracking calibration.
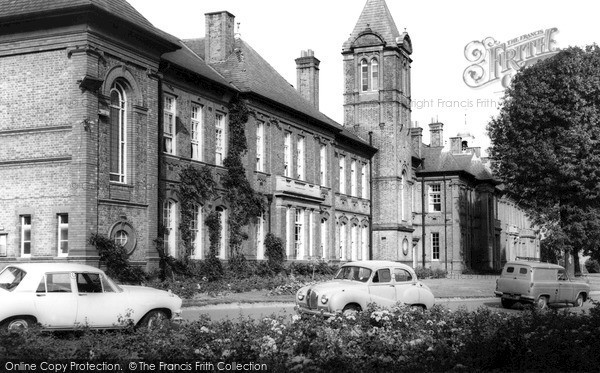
[163,199,177,258]
[256,121,265,172]
[109,81,127,183]
[163,95,176,155]
[320,144,327,186]
[57,214,68,257]
[190,204,204,260]
[431,232,440,261]
[429,184,442,212]
[20,215,32,258]
[296,135,305,180]
[339,155,346,194]
[191,104,203,161]
[294,208,304,259]
[215,112,227,166]
[284,132,292,177]
[350,159,357,196]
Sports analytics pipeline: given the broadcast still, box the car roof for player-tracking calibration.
[1,262,104,275]
[504,261,564,270]
[342,260,414,271]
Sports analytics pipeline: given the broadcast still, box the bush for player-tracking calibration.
[4,302,600,371]
[415,267,447,279]
[88,234,146,283]
[585,258,600,273]
[265,233,285,273]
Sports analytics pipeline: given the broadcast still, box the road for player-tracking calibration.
[181,296,598,323]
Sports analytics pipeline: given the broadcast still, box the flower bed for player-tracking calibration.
[2,302,599,372]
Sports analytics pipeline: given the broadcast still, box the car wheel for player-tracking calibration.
[536,296,549,310]
[342,304,361,318]
[501,298,515,309]
[574,294,585,307]
[140,310,168,330]
[5,317,34,331]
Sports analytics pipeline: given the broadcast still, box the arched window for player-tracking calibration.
[190,204,204,259]
[339,221,347,260]
[361,59,369,91]
[216,206,228,259]
[110,81,127,183]
[371,58,379,91]
[351,222,358,261]
[360,58,379,92]
[163,199,177,258]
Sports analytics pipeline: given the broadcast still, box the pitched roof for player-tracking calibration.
[419,146,495,181]
[162,42,234,89]
[0,0,179,45]
[183,37,373,148]
[344,0,401,48]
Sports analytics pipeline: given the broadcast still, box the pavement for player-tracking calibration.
[182,273,600,307]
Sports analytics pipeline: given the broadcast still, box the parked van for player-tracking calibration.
[494,260,589,309]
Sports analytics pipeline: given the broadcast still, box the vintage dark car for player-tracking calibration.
[296,260,435,316]
[494,260,589,309]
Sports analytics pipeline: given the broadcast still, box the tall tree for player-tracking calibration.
[487,45,600,273]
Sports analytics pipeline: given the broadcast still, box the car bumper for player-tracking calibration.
[495,291,534,302]
[295,305,336,317]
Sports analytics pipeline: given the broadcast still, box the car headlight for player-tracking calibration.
[320,295,329,304]
[297,293,305,301]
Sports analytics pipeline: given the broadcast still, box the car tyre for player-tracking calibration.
[501,298,515,309]
[574,294,585,307]
[536,296,549,310]
[4,317,35,331]
[410,304,426,311]
[342,304,361,318]
[140,310,168,330]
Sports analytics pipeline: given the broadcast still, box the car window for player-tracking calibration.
[394,268,412,282]
[558,270,568,281]
[372,269,391,283]
[519,268,528,275]
[506,267,514,273]
[76,273,103,293]
[334,266,372,282]
[43,273,72,293]
[0,267,26,292]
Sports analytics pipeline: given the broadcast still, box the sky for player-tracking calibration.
[127,0,599,153]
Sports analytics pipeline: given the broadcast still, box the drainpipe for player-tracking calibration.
[443,174,448,272]
[421,177,426,268]
[368,131,373,260]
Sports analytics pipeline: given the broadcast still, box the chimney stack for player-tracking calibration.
[429,122,444,147]
[205,11,235,64]
[295,49,320,110]
[410,127,423,158]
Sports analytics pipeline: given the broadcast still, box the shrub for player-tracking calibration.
[4,302,600,371]
[265,233,285,272]
[415,267,447,279]
[585,258,600,273]
[88,234,146,283]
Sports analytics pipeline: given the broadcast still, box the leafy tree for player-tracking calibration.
[487,45,600,273]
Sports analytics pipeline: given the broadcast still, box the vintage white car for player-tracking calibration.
[296,260,435,316]
[0,263,182,330]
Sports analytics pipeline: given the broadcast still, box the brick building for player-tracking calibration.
[410,123,540,272]
[0,0,536,271]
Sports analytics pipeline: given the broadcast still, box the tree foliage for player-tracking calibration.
[487,45,600,264]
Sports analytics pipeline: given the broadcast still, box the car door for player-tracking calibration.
[393,268,416,302]
[557,269,575,303]
[33,272,78,328]
[369,268,396,307]
[74,272,127,328]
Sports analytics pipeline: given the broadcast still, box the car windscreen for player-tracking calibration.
[0,267,27,292]
[334,266,372,282]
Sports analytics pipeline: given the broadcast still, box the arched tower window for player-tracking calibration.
[110,81,127,183]
[371,58,379,91]
[361,59,369,91]
[360,58,379,92]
